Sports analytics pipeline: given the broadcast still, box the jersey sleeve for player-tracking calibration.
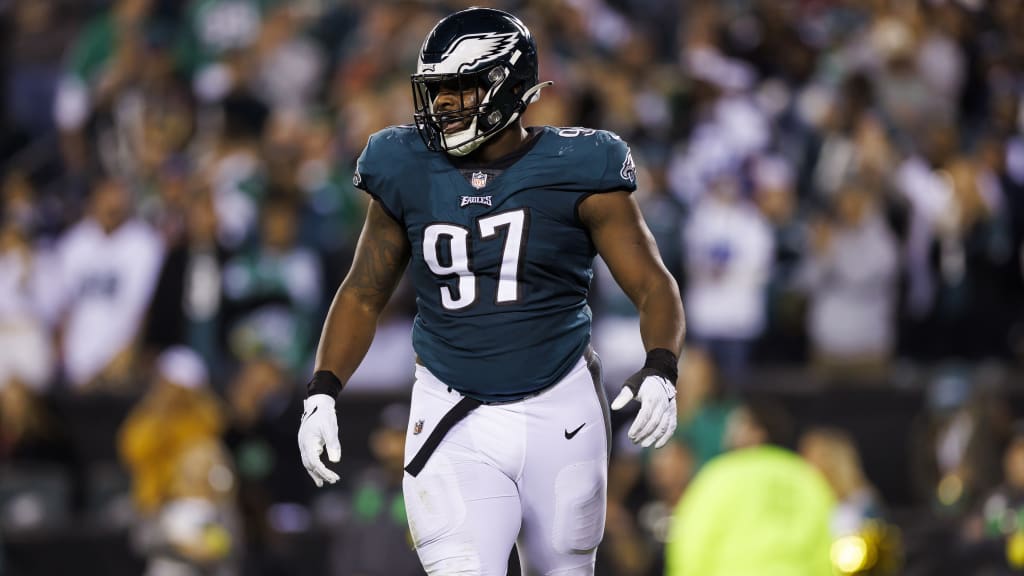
[596,131,637,193]
[353,129,405,224]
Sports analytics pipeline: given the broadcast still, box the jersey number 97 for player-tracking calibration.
[423,208,528,310]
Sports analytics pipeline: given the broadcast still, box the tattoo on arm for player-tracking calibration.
[342,201,411,311]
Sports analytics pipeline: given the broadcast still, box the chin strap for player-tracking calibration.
[445,80,555,157]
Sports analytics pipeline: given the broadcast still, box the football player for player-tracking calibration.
[299,7,685,574]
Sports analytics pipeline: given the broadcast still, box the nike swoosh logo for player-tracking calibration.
[564,424,585,440]
[302,406,318,423]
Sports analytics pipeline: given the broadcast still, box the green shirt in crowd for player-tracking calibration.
[675,400,736,469]
[666,445,835,576]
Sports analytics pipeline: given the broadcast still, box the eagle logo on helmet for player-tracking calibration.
[442,32,518,70]
[419,32,519,74]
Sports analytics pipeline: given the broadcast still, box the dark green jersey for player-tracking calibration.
[354,125,636,402]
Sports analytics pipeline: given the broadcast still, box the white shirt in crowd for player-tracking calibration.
[0,246,55,390]
[801,214,899,358]
[57,218,163,388]
[683,194,774,341]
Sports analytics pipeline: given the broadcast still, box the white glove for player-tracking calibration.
[611,372,677,449]
[298,394,341,487]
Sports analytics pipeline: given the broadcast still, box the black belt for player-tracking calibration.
[404,346,599,477]
[404,395,482,477]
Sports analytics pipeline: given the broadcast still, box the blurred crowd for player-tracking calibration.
[1,0,1024,574]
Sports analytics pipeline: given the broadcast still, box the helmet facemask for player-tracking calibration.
[412,65,519,157]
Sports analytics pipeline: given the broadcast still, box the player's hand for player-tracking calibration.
[298,394,341,487]
[611,369,677,449]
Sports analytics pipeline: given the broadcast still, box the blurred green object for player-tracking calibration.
[665,445,835,576]
[236,439,274,479]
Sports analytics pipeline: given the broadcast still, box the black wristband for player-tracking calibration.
[644,348,679,384]
[307,370,343,399]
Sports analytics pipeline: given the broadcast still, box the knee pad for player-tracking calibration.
[404,454,468,545]
[403,454,483,574]
[552,459,606,554]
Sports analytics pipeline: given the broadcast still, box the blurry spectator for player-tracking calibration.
[867,9,941,139]
[288,112,366,272]
[682,173,773,380]
[994,135,1024,362]
[799,183,899,378]
[199,93,267,250]
[5,0,76,137]
[145,189,230,381]
[668,45,768,205]
[752,154,809,363]
[812,100,894,201]
[119,346,241,576]
[665,397,834,576]
[800,427,885,536]
[674,347,734,470]
[894,122,958,345]
[222,194,321,374]
[61,11,196,188]
[1,165,66,241]
[261,109,307,200]
[223,358,308,574]
[602,438,694,576]
[927,157,1011,361]
[0,198,54,393]
[637,164,686,285]
[259,109,360,259]
[911,368,1010,517]
[247,5,325,112]
[179,0,265,103]
[801,425,903,576]
[319,403,423,576]
[916,3,967,123]
[976,133,1024,360]
[894,126,1010,361]
[54,0,155,172]
[139,158,193,247]
[960,422,1024,575]
[55,176,164,392]
[0,215,69,465]
[106,22,195,185]
[182,0,325,110]
[0,376,70,472]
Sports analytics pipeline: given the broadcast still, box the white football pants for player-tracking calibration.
[403,355,610,575]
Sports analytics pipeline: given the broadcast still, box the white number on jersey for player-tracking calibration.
[423,209,528,310]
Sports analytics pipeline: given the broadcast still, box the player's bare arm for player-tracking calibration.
[315,199,411,382]
[580,189,685,448]
[299,199,410,487]
[579,190,685,354]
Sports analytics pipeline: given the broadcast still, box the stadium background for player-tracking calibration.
[1,0,1024,574]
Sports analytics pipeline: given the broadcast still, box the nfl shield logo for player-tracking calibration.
[470,171,489,189]
[413,419,424,435]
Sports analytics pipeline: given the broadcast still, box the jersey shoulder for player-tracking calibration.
[537,126,637,192]
[353,125,428,223]
[354,125,424,186]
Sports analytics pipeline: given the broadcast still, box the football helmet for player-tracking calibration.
[411,7,552,157]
